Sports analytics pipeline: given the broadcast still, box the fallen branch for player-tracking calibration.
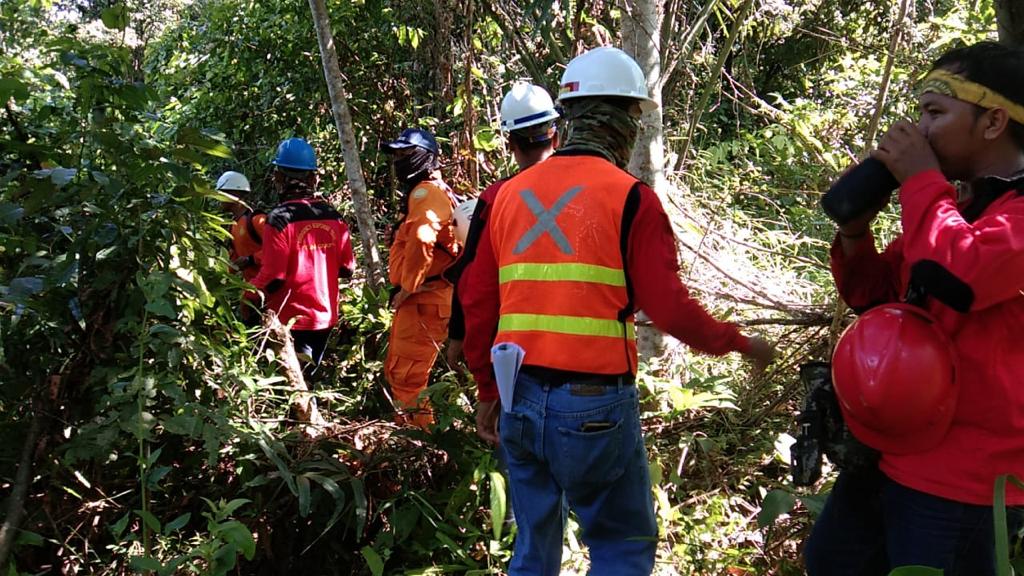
[737,316,831,327]
[262,312,332,438]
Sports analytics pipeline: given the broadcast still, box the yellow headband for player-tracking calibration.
[919,69,1024,126]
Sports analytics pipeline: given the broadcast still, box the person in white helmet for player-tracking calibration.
[216,170,266,324]
[462,47,776,575]
[444,82,561,371]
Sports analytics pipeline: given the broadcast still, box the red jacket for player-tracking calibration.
[250,198,355,331]
[462,152,750,401]
[449,179,506,341]
[832,169,1024,505]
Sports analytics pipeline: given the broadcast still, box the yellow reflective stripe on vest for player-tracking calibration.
[498,263,626,286]
[498,313,636,339]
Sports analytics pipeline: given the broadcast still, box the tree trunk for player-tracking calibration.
[307,0,384,290]
[432,0,455,112]
[996,0,1024,47]
[621,0,667,196]
[621,0,670,362]
[264,312,332,438]
[462,0,479,192]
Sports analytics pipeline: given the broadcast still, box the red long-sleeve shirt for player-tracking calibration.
[832,169,1024,505]
[462,164,750,401]
[250,197,355,331]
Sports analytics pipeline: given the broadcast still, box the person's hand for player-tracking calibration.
[446,339,464,370]
[871,121,940,183]
[391,288,412,311]
[476,399,500,445]
[837,206,883,239]
[743,336,777,372]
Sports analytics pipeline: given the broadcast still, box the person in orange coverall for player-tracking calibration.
[383,128,460,428]
[216,170,266,325]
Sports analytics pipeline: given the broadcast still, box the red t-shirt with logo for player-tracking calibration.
[251,198,355,331]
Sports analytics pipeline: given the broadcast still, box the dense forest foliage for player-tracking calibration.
[0,0,1017,574]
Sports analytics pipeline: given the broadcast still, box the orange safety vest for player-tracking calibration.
[230,211,267,282]
[489,155,638,375]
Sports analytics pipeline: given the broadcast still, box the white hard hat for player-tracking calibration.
[452,198,478,244]
[500,82,560,132]
[215,171,251,192]
[557,46,658,112]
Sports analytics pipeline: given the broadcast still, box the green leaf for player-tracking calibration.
[110,513,131,538]
[217,521,255,560]
[0,77,30,102]
[297,474,311,518]
[134,509,162,533]
[146,465,172,488]
[8,277,44,300]
[257,437,296,496]
[128,556,164,572]
[145,298,176,319]
[176,127,233,159]
[299,473,347,554]
[100,4,130,30]
[219,498,251,519]
[351,478,367,537]
[993,474,1024,576]
[888,567,944,576]
[164,512,191,534]
[488,471,507,541]
[210,543,239,574]
[161,413,198,436]
[115,83,154,110]
[15,529,44,547]
[392,503,419,544]
[361,546,384,576]
[757,489,796,528]
[32,167,77,188]
[798,493,828,517]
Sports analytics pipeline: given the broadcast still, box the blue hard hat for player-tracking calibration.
[271,137,317,171]
[383,128,439,156]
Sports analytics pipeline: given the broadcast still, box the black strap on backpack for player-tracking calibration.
[244,210,265,245]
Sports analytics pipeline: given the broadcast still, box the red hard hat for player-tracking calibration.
[832,304,958,455]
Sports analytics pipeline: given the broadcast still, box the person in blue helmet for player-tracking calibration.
[382,128,461,428]
[250,137,356,377]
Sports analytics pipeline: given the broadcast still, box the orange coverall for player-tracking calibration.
[230,210,267,319]
[385,178,459,428]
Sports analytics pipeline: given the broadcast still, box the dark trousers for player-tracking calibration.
[292,328,331,383]
[805,468,1024,576]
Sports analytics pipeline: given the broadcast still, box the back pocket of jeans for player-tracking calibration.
[500,411,531,460]
[555,420,626,487]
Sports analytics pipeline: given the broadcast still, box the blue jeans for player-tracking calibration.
[499,370,657,576]
[805,468,1024,576]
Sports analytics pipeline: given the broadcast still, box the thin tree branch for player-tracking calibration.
[679,0,755,169]
[0,402,44,569]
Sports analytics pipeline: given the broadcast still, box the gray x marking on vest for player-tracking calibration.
[513,186,583,255]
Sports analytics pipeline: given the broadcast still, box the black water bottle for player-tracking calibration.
[821,158,899,225]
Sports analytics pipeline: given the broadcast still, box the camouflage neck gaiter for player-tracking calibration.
[560,98,641,169]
